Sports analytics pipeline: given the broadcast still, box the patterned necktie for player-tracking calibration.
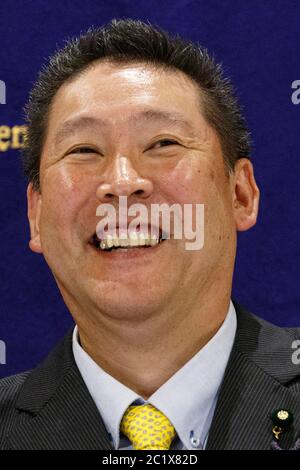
[120,404,176,450]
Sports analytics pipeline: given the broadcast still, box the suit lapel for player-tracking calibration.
[4,331,113,450]
[206,302,300,449]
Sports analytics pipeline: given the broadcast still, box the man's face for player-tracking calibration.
[27,61,259,322]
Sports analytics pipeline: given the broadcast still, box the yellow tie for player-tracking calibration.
[120,404,176,450]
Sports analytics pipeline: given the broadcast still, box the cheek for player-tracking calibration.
[158,158,234,242]
[39,167,89,234]
[159,157,216,204]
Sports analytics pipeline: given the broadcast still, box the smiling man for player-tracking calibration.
[1,19,300,451]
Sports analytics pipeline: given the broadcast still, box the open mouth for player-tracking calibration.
[89,230,166,252]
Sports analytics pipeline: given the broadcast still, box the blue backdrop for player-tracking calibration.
[0,0,299,378]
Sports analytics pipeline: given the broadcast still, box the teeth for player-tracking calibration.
[100,239,107,250]
[150,234,158,246]
[107,234,113,248]
[139,233,145,246]
[119,234,128,247]
[129,232,139,247]
[98,232,161,250]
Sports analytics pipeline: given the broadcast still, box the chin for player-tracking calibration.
[89,283,165,320]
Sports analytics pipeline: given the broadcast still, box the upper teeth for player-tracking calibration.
[99,232,160,250]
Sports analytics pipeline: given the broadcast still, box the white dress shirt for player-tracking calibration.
[72,300,237,450]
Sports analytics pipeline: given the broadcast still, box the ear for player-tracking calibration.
[232,158,260,231]
[27,182,43,253]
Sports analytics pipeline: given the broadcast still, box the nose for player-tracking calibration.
[96,154,153,202]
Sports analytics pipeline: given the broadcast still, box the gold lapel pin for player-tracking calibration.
[271,408,294,441]
[270,408,300,450]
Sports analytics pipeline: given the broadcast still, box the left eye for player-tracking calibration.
[69,147,96,154]
[151,139,178,149]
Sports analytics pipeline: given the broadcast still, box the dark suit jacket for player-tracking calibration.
[1,301,300,450]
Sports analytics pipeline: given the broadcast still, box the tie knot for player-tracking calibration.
[120,404,176,450]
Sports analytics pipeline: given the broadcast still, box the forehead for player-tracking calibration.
[46,61,207,138]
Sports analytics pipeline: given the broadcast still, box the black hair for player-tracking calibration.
[22,18,251,190]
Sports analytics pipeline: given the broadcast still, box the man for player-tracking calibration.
[0,19,299,451]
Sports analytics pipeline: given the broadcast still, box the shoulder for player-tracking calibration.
[233,300,300,383]
[0,371,30,408]
[0,371,30,399]
[234,300,300,344]
[0,329,75,448]
[0,372,31,440]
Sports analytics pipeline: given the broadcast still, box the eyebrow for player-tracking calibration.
[54,109,198,147]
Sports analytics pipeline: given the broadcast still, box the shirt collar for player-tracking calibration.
[73,301,236,449]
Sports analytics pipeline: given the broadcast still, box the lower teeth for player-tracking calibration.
[102,245,153,252]
[98,240,163,252]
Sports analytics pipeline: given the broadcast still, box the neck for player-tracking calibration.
[74,287,231,400]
